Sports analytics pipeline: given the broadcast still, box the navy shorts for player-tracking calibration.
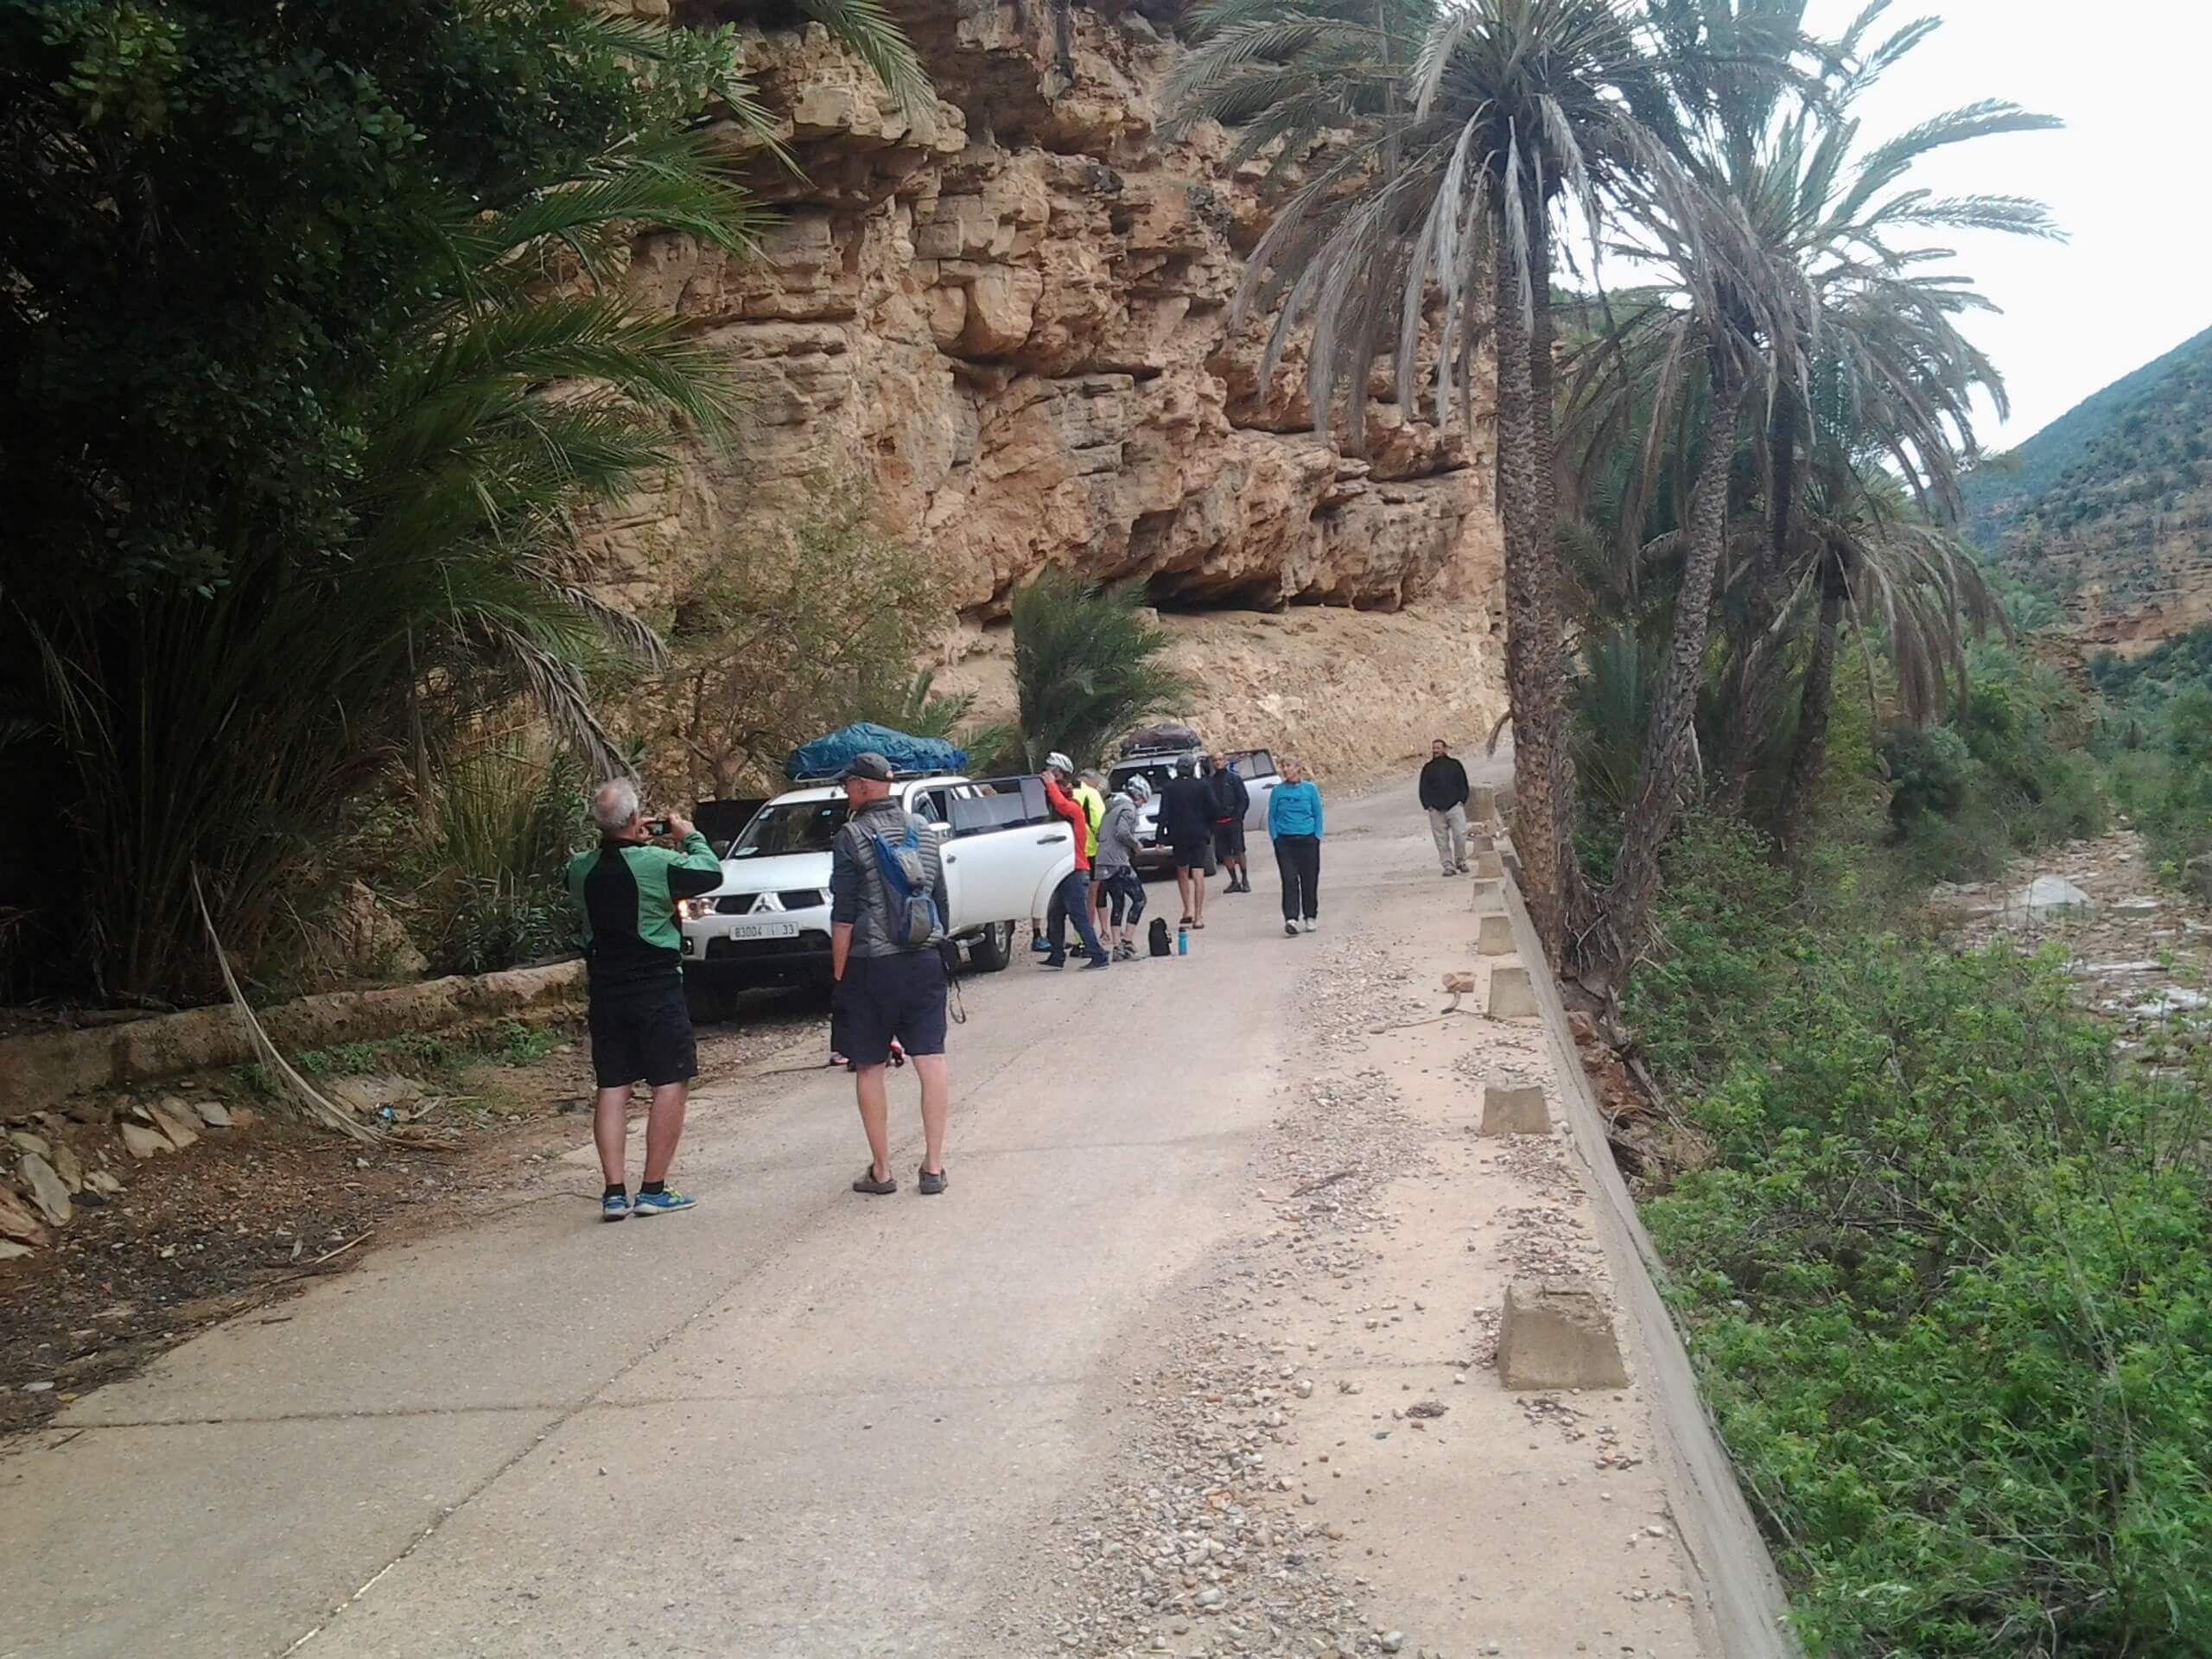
[588,988,696,1089]
[1213,819,1246,859]
[833,950,949,1067]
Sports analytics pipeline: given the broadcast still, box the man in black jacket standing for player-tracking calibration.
[1205,753,1252,894]
[1158,757,1216,928]
[1418,738,1471,877]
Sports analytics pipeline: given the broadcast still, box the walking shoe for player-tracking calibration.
[1082,953,1111,969]
[1301,918,1317,933]
[1440,869,1457,879]
[918,1166,949,1196]
[1042,952,1067,969]
[1284,921,1300,938]
[631,1188,696,1217]
[601,1191,630,1222]
[1030,935,1053,954]
[1455,861,1471,874]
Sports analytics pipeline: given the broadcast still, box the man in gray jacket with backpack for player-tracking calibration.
[830,753,953,1197]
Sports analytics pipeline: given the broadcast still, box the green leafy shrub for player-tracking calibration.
[409,747,584,976]
[1632,822,2212,1657]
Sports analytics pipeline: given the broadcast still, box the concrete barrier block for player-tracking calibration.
[1470,785,1497,824]
[1477,912,1516,956]
[1471,879,1506,913]
[1487,965,1538,1020]
[1467,829,1496,855]
[1497,1276,1628,1389]
[1481,1084,1550,1135]
[1473,849,1505,880]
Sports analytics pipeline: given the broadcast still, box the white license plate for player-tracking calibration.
[732,920,799,940]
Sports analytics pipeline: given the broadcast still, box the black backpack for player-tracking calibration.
[1148,917,1173,957]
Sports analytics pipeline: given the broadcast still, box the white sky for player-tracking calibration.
[1804,0,2212,448]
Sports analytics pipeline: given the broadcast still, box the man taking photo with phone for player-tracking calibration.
[567,779,723,1221]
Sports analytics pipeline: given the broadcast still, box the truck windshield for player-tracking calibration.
[730,799,847,858]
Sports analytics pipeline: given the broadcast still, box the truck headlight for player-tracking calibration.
[678,898,712,922]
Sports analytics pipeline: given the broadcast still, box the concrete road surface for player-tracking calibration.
[2,742,1715,1659]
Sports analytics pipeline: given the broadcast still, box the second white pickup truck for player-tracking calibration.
[678,772,1077,1001]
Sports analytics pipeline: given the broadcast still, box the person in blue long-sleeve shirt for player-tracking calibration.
[1267,758,1325,937]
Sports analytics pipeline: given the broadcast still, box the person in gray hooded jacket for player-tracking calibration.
[1093,775,1151,961]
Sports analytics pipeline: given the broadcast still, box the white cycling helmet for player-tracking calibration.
[1045,751,1074,775]
[1125,774,1152,802]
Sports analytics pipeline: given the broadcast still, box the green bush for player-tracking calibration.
[411,747,584,976]
[1632,824,2212,1657]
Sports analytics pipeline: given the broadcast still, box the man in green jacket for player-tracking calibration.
[565,779,724,1221]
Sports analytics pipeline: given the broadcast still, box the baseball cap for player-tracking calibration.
[1045,751,1074,774]
[841,751,894,782]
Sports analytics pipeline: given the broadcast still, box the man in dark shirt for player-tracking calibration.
[565,779,724,1220]
[1158,757,1216,928]
[830,753,956,1196]
[1417,738,1472,876]
[1206,753,1252,894]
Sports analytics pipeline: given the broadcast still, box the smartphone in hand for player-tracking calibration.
[646,817,672,837]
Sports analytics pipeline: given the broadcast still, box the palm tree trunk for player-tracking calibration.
[1526,218,1582,936]
[1492,222,1572,963]
[1774,554,1846,846]
[1592,363,1744,994]
[1713,394,1796,812]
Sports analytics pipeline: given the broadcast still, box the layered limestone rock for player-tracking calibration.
[599,1,1504,766]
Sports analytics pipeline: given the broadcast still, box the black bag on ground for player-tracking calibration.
[1148,918,1172,957]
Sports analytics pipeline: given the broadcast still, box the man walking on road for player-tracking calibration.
[1206,753,1252,894]
[567,780,723,1220]
[830,753,954,1195]
[1041,754,1111,969]
[1419,738,1472,876]
[1268,756,1325,937]
[1159,756,1215,929]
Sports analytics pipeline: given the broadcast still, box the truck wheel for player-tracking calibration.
[966,920,1014,973]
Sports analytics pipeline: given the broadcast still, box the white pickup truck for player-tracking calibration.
[1107,746,1282,874]
[678,772,1077,999]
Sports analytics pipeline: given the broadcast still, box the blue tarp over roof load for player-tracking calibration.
[786,722,969,782]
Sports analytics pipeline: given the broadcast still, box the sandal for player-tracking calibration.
[852,1167,897,1196]
[1179,915,1193,926]
[918,1166,949,1196]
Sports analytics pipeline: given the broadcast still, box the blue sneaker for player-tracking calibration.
[601,1191,630,1222]
[631,1188,696,1217]
[1029,935,1053,954]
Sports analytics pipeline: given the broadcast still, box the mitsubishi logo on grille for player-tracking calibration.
[753,892,783,913]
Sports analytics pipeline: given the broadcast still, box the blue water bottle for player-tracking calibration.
[1177,924,1189,956]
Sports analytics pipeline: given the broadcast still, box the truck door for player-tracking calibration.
[944,778,1064,927]
[1225,749,1279,829]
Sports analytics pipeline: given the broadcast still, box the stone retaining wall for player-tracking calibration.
[0,963,587,1121]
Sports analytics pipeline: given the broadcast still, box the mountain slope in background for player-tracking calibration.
[1961,325,2212,656]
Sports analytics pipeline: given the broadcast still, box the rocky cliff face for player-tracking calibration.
[1967,325,2212,658]
[596,0,1505,775]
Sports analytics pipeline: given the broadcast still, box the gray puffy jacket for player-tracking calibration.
[1095,792,1142,873]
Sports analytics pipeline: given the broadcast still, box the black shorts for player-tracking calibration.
[832,950,949,1067]
[588,989,696,1089]
[1213,819,1246,859]
[1172,838,1210,870]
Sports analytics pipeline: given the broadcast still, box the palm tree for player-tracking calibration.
[1175,0,1681,961]
[14,140,756,1001]
[1697,7,2060,805]
[1011,565,1192,769]
[1769,448,2006,836]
